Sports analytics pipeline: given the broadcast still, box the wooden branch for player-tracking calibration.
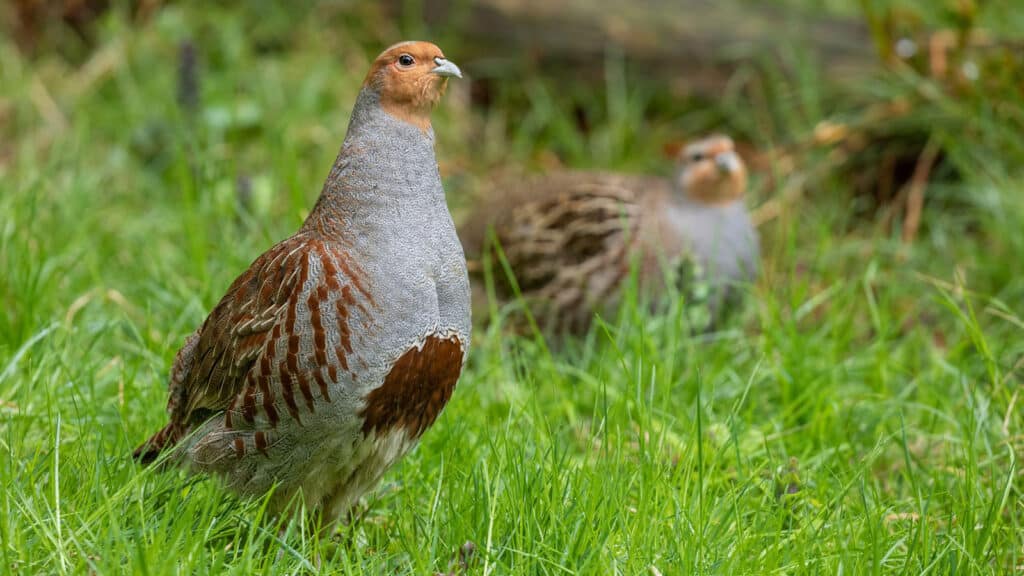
[901,139,940,245]
[392,0,875,94]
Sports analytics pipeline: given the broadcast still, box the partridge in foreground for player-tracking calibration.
[134,41,470,525]
[462,135,758,333]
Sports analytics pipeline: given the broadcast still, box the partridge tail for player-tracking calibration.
[132,423,179,466]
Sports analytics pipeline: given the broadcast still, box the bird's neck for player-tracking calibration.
[667,185,745,219]
[673,167,746,206]
[303,89,443,239]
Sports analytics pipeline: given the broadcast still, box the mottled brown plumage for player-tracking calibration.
[135,236,365,462]
[462,135,757,333]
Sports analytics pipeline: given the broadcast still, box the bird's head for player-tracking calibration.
[676,135,747,204]
[363,41,462,132]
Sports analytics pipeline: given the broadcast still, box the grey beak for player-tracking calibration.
[715,151,742,174]
[431,57,463,79]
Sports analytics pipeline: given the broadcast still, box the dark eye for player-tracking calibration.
[397,54,415,67]
[689,152,705,162]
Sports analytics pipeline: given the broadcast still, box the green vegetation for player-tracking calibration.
[1,1,1021,573]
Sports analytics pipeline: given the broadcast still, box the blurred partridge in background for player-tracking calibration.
[462,135,758,334]
[134,41,470,529]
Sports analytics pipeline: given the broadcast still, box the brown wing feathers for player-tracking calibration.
[133,235,368,462]
[466,172,644,332]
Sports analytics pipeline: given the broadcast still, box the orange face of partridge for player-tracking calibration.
[363,41,462,132]
[678,136,748,205]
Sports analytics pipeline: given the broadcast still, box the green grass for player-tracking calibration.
[1,2,1022,574]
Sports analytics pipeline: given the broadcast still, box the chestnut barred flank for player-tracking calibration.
[361,334,464,438]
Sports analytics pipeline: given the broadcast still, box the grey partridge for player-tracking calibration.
[134,41,471,526]
[462,135,757,333]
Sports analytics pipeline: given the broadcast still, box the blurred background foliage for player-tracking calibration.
[2,0,1022,343]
